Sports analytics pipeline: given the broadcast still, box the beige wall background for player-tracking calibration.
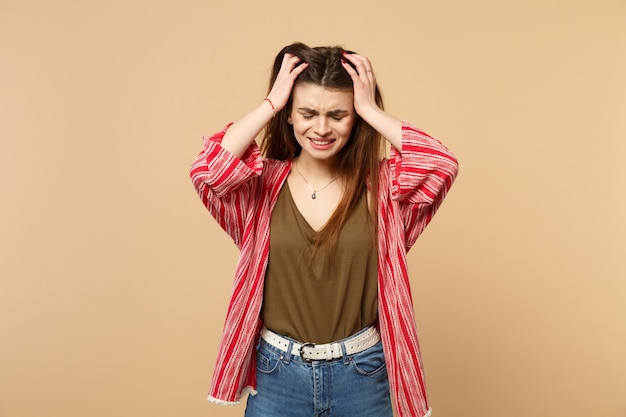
[1,0,624,416]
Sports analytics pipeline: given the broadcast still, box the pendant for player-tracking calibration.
[311,192,317,199]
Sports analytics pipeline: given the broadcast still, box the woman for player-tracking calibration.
[190,42,459,417]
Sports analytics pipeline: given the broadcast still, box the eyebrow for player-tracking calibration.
[296,107,350,116]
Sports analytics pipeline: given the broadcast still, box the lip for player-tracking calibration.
[309,137,335,145]
[308,137,336,150]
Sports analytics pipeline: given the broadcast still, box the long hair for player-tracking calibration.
[261,42,386,257]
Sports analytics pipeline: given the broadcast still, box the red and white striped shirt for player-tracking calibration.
[190,121,458,417]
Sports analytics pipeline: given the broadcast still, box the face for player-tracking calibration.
[288,83,355,162]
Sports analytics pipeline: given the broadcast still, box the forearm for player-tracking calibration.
[359,106,403,151]
[219,99,275,158]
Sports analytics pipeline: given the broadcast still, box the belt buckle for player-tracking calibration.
[299,342,315,362]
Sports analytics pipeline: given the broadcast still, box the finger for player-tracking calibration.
[291,61,309,77]
[279,53,302,73]
[341,60,374,93]
[341,59,366,87]
[341,52,361,74]
[342,53,374,78]
[340,57,358,76]
[267,57,309,110]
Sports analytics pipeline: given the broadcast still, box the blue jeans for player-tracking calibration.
[244,331,393,417]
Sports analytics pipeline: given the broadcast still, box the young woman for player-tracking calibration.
[190,42,459,417]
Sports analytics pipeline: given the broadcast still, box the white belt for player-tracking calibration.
[260,326,380,362]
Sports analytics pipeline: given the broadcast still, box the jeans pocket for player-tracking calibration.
[350,342,387,377]
[255,342,282,374]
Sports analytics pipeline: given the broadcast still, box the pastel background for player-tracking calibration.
[1,0,624,416]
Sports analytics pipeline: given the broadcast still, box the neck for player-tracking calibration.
[293,155,338,182]
[293,160,341,200]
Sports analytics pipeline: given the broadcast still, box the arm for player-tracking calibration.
[390,122,459,249]
[189,127,263,248]
[341,53,459,247]
[220,53,309,158]
[390,122,458,205]
[340,53,402,150]
[190,54,308,244]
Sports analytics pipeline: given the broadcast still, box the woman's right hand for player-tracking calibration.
[219,54,308,158]
[265,53,309,112]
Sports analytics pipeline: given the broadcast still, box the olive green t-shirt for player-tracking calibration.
[261,182,378,344]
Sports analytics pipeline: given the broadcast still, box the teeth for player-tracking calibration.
[312,139,334,145]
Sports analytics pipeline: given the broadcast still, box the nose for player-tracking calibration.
[314,117,332,136]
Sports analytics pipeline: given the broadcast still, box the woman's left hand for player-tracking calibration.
[341,52,403,150]
[340,52,380,117]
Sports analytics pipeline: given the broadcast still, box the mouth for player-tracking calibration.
[310,138,336,146]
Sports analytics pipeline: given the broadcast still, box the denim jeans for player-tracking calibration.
[244,330,393,417]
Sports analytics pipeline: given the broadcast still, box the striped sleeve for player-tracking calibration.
[189,125,264,248]
[389,121,459,250]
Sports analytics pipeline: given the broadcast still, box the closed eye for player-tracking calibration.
[297,109,317,120]
[297,108,350,121]
[328,110,350,121]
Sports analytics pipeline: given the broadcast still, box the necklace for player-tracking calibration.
[294,162,340,199]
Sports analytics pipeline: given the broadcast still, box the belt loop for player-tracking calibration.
[283,339,293,364]
[340,341,349,364]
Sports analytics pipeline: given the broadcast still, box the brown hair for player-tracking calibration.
[261,42,385,257]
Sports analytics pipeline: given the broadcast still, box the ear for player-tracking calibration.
[288,117,293,124]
